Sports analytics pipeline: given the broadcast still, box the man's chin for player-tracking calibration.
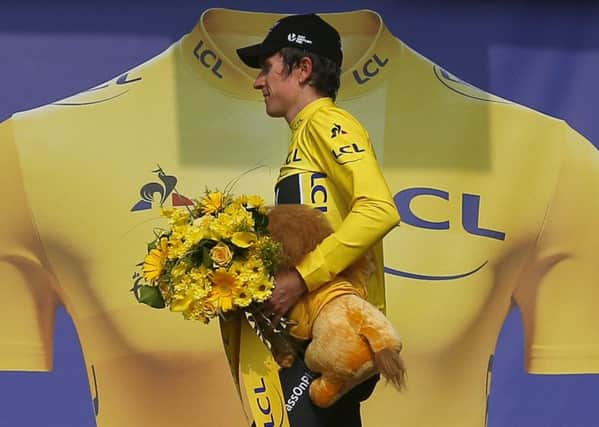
[265,107,284,118]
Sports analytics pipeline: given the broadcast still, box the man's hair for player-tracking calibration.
[279,47,341,101]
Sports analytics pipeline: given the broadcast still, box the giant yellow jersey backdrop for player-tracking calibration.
[1,8,598,427]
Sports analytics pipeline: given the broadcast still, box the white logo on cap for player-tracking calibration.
[287,33,313,45]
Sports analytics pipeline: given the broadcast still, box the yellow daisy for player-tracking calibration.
[183,301,211,323]
[209,269,239,312]
[200,191,225,215]
[142,237,168,282]
[247,195,265,208]
[229,260,246,278]
[209,213,235,239]
[244,255,265,275]
[170,259,191,279]
[184,225,205,247]
[234,195,248,205]
[188,265,212,291]
[250,278,274,302]
[234,283,253,308]
[162,207,191,226]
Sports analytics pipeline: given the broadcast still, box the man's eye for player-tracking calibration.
[259,61,271,73]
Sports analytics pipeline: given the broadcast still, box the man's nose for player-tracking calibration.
[253,74,264,89]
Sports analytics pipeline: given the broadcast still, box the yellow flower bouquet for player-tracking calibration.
[132,190,283,324]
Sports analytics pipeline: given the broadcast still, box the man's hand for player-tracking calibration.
[264,268,308,327]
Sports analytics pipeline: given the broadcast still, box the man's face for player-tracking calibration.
[253,53,300,119]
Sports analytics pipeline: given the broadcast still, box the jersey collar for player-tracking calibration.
[289,97,335,132]
[178,8,403,101]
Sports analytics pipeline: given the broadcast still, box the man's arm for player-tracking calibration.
[267,110,399,320]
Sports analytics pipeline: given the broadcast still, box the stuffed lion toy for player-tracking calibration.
[265,204,406,408]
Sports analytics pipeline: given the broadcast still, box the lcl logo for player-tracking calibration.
[394,187,506,241]
[353,54,389,85]
[193,40,224,79]
[253,377,277,427]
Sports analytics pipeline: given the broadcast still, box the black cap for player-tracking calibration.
[236,14,342,69]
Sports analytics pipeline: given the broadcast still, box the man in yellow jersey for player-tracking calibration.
[237,13,400,427]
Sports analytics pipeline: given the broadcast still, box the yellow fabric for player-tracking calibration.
[0,120,59,372]
[276,96,398,342]
[239,320,290,427]
[0,7,598,427]
[288,278,366,340]
[279,97,400,300]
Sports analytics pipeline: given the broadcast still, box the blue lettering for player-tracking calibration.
[352,69,369,85]
[394,188,449,230]
[257,396,271,415]
[253,377,267,394]
[462,194,505,240]
[373,54,389,68]
[332,143,365,159]
[364,59,380,78]
[393,188,506,240]
[253,377,275,426]
[310,173,328,211]
[84,73,141,94]
[116,73,141,85]
[352,143,366,153]
[285,148,302,164]
[193,40,224,79]
[353,53,389,84]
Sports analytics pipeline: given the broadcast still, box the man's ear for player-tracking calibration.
[297,56,314,84]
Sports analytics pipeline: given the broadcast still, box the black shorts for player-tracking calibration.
[251,374,379,427]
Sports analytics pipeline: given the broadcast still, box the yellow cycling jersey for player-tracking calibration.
[1,7,598,427]
[277,97,399,305]
[275,97,399,340]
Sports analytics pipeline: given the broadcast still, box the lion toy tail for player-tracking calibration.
[374,347,407,390]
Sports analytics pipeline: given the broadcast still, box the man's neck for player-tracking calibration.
[285,90,323,124]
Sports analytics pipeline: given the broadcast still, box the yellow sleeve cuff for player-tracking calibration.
[296,245,333,292]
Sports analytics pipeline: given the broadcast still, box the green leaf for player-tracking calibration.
[252,210,269,233]
[137,285,166,309]
[198,238,217,250]
[147,239,158,252]
[202,246,212,268]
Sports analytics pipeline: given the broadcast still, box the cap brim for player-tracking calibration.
[236,43,276,69]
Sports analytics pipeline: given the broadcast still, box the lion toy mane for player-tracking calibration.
[266,204,406,408]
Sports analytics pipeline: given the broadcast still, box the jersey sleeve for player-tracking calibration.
[0,119,59,372]
[514,123,599,374]
[295,110,400,292]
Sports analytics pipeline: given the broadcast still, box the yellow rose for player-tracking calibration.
[210,242,233,267]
